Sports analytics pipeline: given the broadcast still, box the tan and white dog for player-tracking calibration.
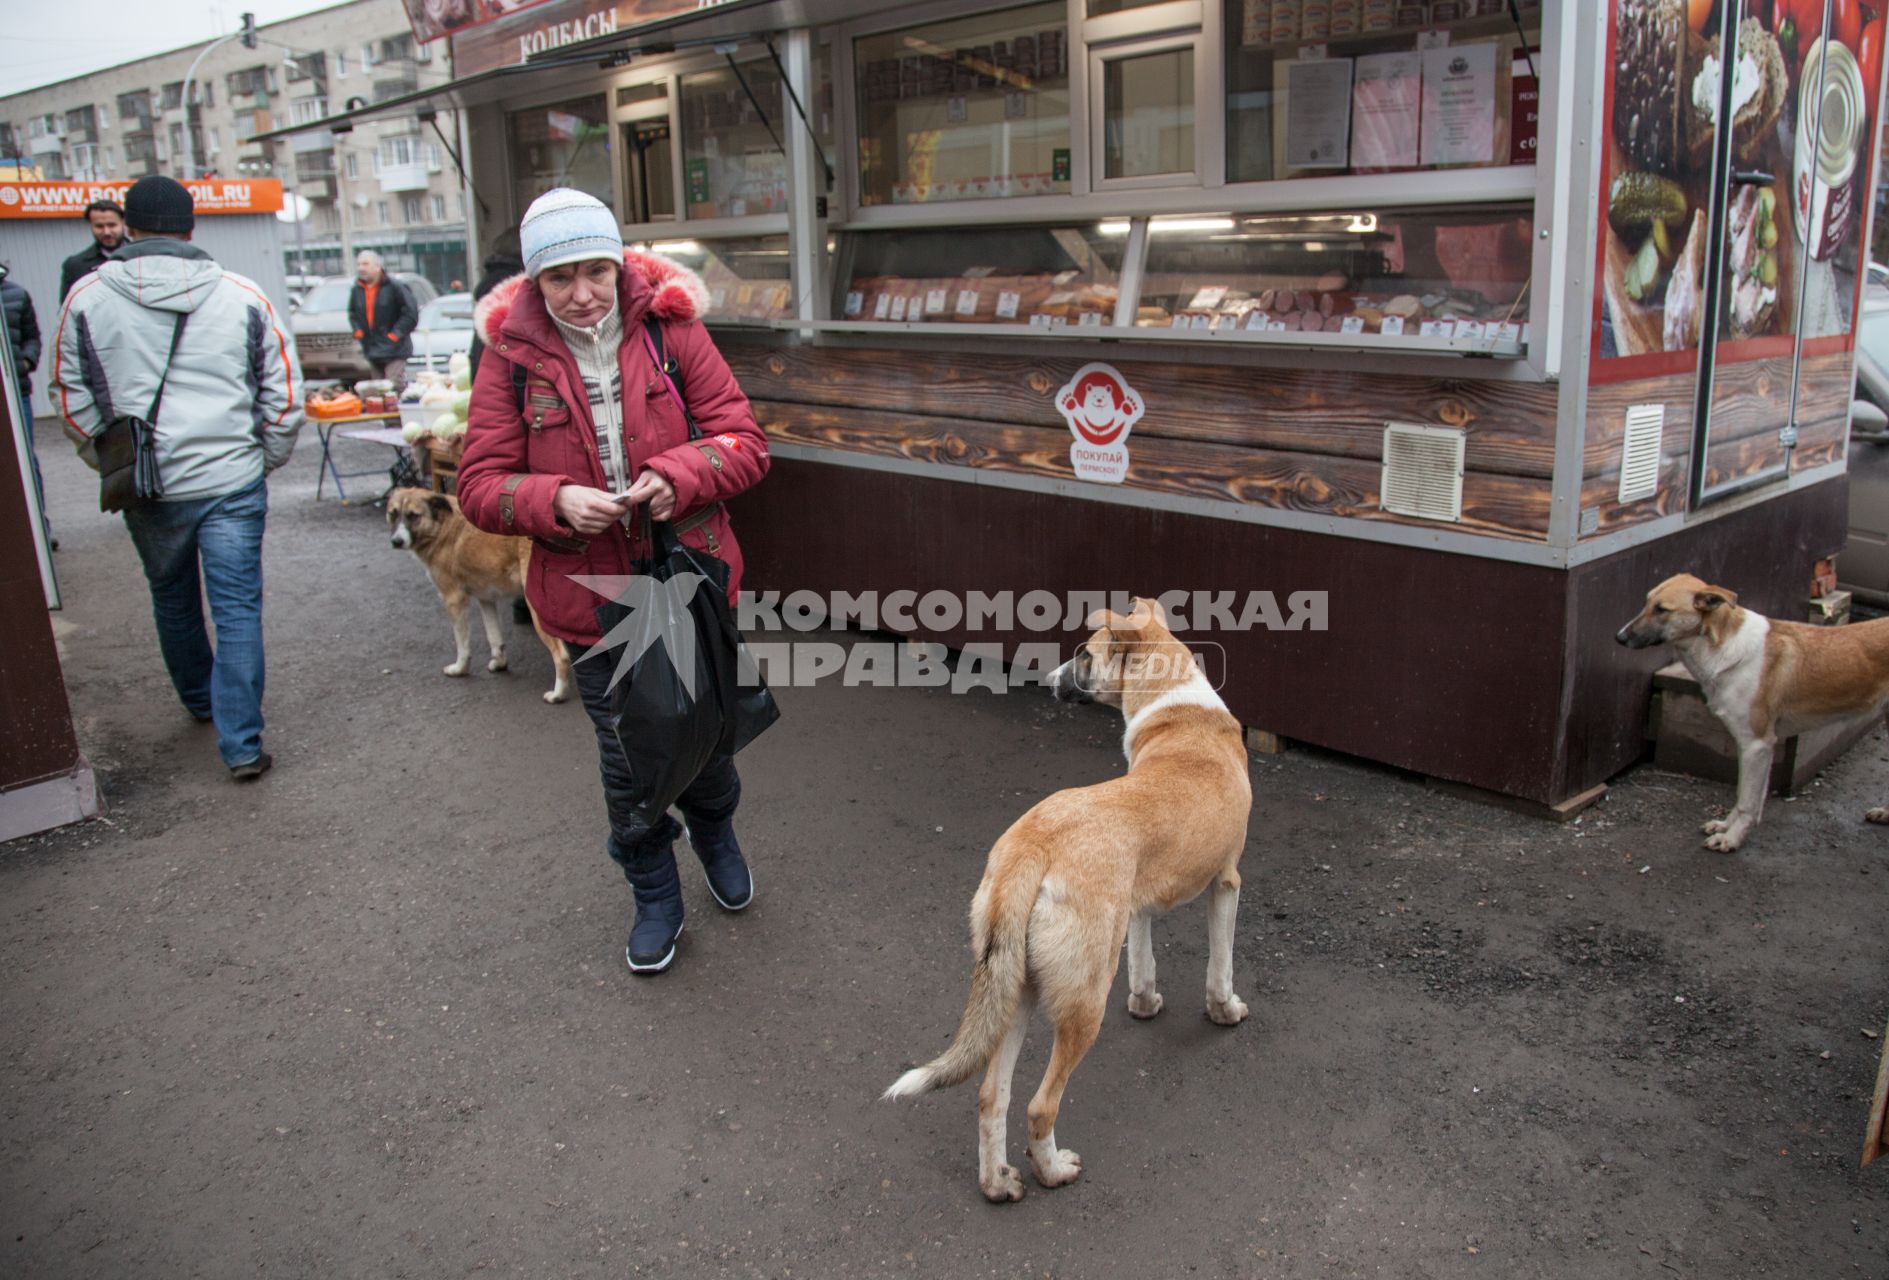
[883,598,1252,1202]
[385,487,572,704]
[1616,572,1889,851]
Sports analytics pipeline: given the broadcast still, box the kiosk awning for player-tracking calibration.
[522,0,917,64]
[249,56,594,143]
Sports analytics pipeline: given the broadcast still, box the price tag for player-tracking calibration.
[844,291,864,317]
[1078,311,1104,327]
[1433,319,1458,339]
[1417,320,1441,338]
[995,291,1022,319]
[926,288,948,314]
[956,289,980,316]
[1494,322,1522,347]
[1171,315,1190,329]
[1381,315,1405,336]
[1029,313,1051,328]
[1187,286,1229,310]
[1268,320,1288,332]
[1456,320,1485,341]
[872,294,892,320]
[1339,315,1365,334]
[1244,310,1268,331]
[889,295,909,321]
[735,284,754,306]
[709,287,729,310]
[1192,313,1213,329]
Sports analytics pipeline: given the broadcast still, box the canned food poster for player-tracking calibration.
[1593,0,1888,380]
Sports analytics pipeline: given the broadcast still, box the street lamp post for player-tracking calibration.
[180,13,256,181]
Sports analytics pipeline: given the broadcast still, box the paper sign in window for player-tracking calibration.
[1351,51,1420,170]
[1286,58,1354,169]
[1420,43,1495,166]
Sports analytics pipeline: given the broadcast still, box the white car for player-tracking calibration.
[410,292,475,378]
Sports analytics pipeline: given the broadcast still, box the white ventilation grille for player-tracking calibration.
[1617,404,1665,505]
[1380,422,1465,523]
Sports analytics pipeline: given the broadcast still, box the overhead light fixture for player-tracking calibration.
[650,239,701,254]
[1148,217,1235,235]
[1095,219,1133,236]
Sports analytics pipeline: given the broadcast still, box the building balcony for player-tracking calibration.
[295,175,337,201]
[372,75,420,103]
[376,161,431,192]
[289,129,334,154]
[65,124,98,145]
[28,133,64,155]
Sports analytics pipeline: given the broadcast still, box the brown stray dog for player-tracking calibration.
[385,487,572,704]
[1616,572,1889,850]
[883,598,1252,1202]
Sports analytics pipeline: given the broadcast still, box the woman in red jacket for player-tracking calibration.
[458,189,770,975]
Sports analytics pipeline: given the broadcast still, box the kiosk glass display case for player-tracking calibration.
[836,221,1130,326]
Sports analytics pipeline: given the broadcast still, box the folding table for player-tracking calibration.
[312,412,413,505]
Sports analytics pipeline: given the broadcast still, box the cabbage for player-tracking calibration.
[402,420,428,443]
[451,390,472,418]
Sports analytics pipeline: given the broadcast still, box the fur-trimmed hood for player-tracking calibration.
[473,248,710,345]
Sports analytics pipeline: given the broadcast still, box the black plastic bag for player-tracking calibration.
[591,506,780,832]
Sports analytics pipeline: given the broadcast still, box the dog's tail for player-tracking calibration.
[883,842,1046,1101]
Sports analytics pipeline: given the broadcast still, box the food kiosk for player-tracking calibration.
[277,0,1886,810]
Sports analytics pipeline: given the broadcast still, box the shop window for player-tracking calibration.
[634,235,795,324]
[617,83,667,109]
[507,95,614,220]
[1223,0,1542,183]
[620,116,676,224]
[1133,205,1532,352]
[854,1,1071,207]
[680,61,787,219]
[837,221,1129,325]
[1097,42,1196,182]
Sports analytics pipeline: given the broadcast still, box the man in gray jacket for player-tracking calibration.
[55,175,302,781]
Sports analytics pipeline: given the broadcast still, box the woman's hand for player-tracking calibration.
[553,484,633,536]
[621,469,677,521]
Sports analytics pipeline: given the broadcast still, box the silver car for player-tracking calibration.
[291,272,440,384]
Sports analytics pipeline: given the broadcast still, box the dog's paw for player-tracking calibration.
[980,1164,1026,1203]
[1207,994,1249,1026]
[1127,990,1164,1020]
[1029,1147,1082,1189]
[1867,807,1889,825]
[542,687,568,705]
[1701,817,1731,836]
[1702,830,1745,853]
[487,654,509,673]
[442,661,470,677]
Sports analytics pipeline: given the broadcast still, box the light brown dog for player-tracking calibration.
[1616,572,1889,850]
[385,487,571,704]
[883,598,1252,1202]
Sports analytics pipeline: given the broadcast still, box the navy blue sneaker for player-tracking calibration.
[684,815,753,911]
[619,837,685,974]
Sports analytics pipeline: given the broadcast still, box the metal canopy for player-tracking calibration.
[248,56,595,142]
[523,0,915,64]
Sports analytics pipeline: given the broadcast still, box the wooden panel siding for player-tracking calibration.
[755,400,1553,539]
[723,339,1561,541]
[724,343,1563,477]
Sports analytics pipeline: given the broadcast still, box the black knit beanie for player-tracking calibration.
[123,176,195,234]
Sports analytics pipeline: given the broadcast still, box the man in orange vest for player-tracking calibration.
[346,250,417,384]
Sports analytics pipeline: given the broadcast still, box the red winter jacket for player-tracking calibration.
[457,251,770,646]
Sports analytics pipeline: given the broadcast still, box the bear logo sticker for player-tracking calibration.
[1055,362,1143,484]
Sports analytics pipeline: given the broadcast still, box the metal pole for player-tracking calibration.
[180,31,238,179]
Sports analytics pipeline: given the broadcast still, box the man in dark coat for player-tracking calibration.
[346,250,418,383]
[59,200,126,301]
[3,266,51,546]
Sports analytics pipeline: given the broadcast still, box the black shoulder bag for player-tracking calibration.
[97,313,188,513]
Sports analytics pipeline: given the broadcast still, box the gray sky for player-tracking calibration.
[0,0,344,98]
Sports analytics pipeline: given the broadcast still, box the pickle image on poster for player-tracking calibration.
[1595,0,1885,371]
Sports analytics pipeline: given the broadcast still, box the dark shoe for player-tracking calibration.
[684,814,754,911]
[48,536,58,552]
[619,836,685,974]
[511,597,532,626]
[229,752,273,781]
[188,708,213,723]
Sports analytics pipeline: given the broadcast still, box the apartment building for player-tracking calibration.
[0,0,472,291]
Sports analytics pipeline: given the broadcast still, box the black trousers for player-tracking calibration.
[573,650,740,875]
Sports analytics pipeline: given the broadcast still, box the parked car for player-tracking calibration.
[1838,269,1889,605]
[282,273,321,309]
[409,292,475,378]
[291,272,440,384]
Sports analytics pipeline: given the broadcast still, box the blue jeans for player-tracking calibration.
[123,479,269,767]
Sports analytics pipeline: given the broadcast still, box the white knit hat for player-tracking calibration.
[519,188,624,278]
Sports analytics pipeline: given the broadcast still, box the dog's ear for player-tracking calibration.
[1123,596,1166,630]
[1086,608,1129,631]
[1694,587,1737,612]
[426,494,453,518]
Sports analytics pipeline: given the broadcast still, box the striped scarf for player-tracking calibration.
[551,302,627,494]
